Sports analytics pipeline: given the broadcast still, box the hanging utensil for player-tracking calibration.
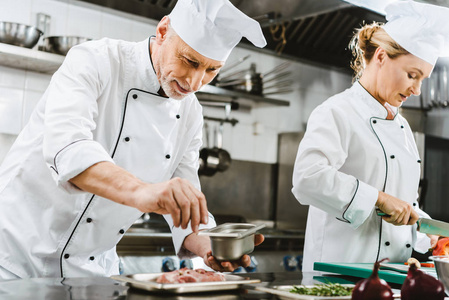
[215,79,246,87]
[262,61,291,78]
[198,104,232,176]
[219,55,250,75]
[217,68,249,82]
[263,80,293,90]
[263,89,294,96]
[263,71,292,84]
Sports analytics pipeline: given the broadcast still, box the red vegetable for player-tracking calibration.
[401,262,445,300]
[352,258,393,300]
[433,237,449,256]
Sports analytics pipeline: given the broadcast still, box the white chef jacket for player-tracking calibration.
[0,37,216,279]
[292,82,431,272]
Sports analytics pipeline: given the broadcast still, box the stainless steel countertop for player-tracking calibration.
[0,271,386,300]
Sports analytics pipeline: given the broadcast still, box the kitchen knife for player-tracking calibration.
[376,208,449,237]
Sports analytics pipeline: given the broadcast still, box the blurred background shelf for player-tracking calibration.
[0,42,64,73]
[199,84,290,106]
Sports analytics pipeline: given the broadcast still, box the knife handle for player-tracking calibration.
[375,208,389,217]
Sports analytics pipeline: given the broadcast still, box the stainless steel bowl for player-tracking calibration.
[429,255,449,294]
[42,36,91,56]
[199,223,265,261]
[0,22,42,48]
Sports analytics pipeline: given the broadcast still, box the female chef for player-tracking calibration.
[292,0,449,272]
[0,0,266,279]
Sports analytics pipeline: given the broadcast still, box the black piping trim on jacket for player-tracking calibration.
[59,88,163,277]
[148,36,157,74]
[59,194,96,277]
[52,139,90,174]
[369,116,389,263]
[335,179,359,223]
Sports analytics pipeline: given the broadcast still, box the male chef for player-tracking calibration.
[0,0,266,279]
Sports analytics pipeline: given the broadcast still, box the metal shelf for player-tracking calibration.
[0,43,290,107]
[199,84,290,107]
[0,42,64,73]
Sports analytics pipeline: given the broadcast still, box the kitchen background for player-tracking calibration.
[1,0,448,273]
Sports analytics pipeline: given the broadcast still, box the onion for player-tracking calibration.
[352,258,393,300]
[401,262,445,300]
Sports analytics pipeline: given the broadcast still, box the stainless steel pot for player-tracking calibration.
[0,22,42,48]
[42,36,91,55]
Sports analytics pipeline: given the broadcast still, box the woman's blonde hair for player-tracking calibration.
[349,22,409,81]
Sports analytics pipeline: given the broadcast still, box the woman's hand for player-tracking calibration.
[203,234,265,272]
[376,191,419,226]
[428,234,439,249]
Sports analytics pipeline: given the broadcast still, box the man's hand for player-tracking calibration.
[132,178,208,232]
[70,162,208,232]
[376,191,419,226]
[203,234,265,272]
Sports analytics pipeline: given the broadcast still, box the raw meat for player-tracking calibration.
[156,268,226,284]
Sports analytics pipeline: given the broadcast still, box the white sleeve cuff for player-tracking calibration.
[49,139,114,193]
[414,230,431,253]
[340,180,379,229]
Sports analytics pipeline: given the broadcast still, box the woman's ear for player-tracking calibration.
[155,16,170,44]
[373,47,387,66]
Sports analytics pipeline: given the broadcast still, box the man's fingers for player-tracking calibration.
[173,186,196,230]
[408,210,419,225]
[254,234,264,246]
[190,186,208,224]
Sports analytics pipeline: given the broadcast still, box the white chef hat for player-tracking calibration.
[168,0,266,61]
[383,0,449,67]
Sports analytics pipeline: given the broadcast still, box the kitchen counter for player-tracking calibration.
[0,271,402,300]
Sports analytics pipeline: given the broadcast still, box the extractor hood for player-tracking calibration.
[76,0,447,72]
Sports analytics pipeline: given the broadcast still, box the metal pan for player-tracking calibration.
[111,272,260,294]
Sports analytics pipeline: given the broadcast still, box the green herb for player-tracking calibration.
[290,283,353,296]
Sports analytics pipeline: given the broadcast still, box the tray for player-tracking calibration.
[111,272,260,294]
[255,285,401,300]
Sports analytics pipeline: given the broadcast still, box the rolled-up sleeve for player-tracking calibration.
[292,103,378,229]
[43,43,114,193]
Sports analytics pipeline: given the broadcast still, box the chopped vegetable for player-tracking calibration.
[289,283,353,296]
[404,262,434,268]
[432,237,449,256]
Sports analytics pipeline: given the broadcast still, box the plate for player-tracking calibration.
[255,285,401,300]
[111,272,260,294]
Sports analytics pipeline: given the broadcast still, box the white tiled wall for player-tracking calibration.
[0,0,352,164]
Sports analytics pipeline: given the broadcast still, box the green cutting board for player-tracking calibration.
[314,262,437,285]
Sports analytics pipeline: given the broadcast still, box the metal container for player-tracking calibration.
[198,223,265,261]
[42,36,91,56]
[429,255,449,294]
[0,22,42,48]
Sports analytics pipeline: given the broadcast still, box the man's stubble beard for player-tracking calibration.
[156,63,186,100]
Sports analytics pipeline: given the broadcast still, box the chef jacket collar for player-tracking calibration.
[134,37,163,95]
[353,81,398,119]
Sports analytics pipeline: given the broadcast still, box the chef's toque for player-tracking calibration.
[383,0,449,67]
[168,0,266,61]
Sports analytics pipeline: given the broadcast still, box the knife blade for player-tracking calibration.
[376,208,449,237]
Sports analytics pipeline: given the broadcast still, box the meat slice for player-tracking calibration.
[156,268,225,284]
